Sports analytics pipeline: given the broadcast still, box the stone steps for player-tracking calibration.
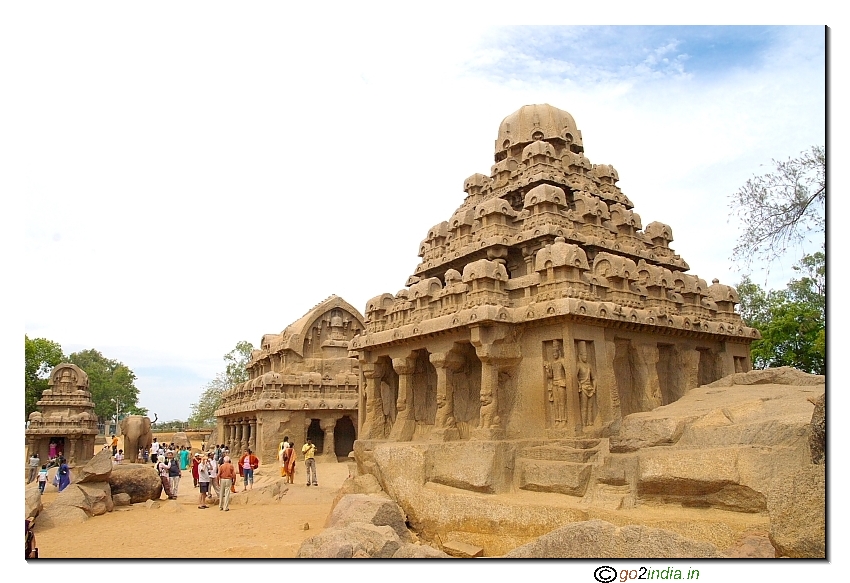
[515,440,602,497]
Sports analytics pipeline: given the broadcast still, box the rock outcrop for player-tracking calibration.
[25,488,43,520]
[76,448,114,483]
[503,520,720,558]
[767,464,825,558]
[325,494,414,542]
[297,522,405,558]
[108,463,163,503]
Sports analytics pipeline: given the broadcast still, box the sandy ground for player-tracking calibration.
[28,438,353,559]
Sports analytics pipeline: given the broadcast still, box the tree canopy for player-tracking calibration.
[729,146,825,271]
[25,336,65,419]
[66,348,147,420]
[188,340,254,427]
[737,250,825,375]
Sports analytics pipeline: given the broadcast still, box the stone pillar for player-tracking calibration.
[428,352,460,441]
[248,418,257,452]
[320,418,337,461]
[388,357,416,442]
[471,357,504,440]
[633,343,663,411]
[236,419,245,452]
[361,362,386,439]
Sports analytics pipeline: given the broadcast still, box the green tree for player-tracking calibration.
[188,340,254,427]
[66,349,147,421]
[25,336,65,419]
[730,146,825,270]
[737,251,825,374]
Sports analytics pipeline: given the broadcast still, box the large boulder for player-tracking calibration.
[504,520,720,558]
[325,494,414,542]
[329,473,388,513]
[25,488,43,519]
[47,482,114,517]
[767,464,825,558]
[297,522,403,558]
[808,393,825,464]
[108,463,162,503]
[76,448,114,483]
[171,432,191,448]
[35,503,89,529]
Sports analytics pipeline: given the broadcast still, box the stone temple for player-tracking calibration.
[26,363,98,465]
[350,103,759,443]
[215,295,365,463]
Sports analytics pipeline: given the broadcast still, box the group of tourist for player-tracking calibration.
[27,451,70,494]
[275,437,318,486]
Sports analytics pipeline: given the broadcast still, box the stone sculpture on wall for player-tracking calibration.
[545,342,569,428]
[576,341,597,427]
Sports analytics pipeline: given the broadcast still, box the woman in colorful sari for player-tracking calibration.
[179,446,190,471]
[283,442,296,484]
[57,459,71,492]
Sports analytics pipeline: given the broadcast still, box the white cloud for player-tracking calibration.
[7,7,830,422]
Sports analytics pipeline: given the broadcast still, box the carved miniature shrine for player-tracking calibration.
[26,363,98,465]
[215,296,365,463]
[350,104,758,441]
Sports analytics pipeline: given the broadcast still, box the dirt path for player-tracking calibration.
[31,450,352,559]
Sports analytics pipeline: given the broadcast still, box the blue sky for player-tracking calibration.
[8,14,828,423]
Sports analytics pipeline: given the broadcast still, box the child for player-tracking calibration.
[114,449,124,464]
[37,465,48,494]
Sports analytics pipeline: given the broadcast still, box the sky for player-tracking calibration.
[3,0,841,577]
[8,14,827,424]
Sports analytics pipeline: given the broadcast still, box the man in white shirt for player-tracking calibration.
[197,454,212,509]
[150,438,161,464]
[206,452,219,501]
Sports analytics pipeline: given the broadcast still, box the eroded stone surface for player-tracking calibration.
[767,464,825,558]
[325,494,413,542]
[108,463,162,504]
[76,448,114,483]
[296,522,402,558]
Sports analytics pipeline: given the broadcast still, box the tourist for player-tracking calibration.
[179,445,190,471]
[57,458,71,492]
[142,448,149,463]
[207,452,220,501]
[37,464,48,494]
[302,439,317,487]
[238,448,259,492]
[167,451,181,495]
[150,438,160,464]
[217,455,236,511]
[191,453,201,488]
[111,434,119,456]
[28,452,40,484]
[156,456,176,499]
[48,440,57,461]
[278,441,287,477]
[197,453,211,509]
[114,449,124,464]
[138,447,143,462]
[283,441,296,484]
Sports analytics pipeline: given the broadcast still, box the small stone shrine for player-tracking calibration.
[215,295,365,463]
[26,363,98,465]
[350,104,759,441]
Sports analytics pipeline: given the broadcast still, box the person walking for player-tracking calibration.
[179,446,190,471]
[197,453,211,509]
[167,451,181,496]
[37,465,48,494]
[57,458,71,492]
[156,456,176,499]
[28,452,40,484]
[302,439,317,487]
[217,456,236,511]
[191,453,201,488]
[237,448,259,492]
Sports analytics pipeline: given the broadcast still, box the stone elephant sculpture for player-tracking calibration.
[119,415,154,463]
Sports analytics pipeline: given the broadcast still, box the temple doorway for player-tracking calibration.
[334,415,356,461]
[306,419,325,454]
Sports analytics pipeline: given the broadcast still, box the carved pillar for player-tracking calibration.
[248,418,257,452]
[361,362,386,439]
[236,419,245,452]
[388,357,416,442]
[633,344,663,411]
[428,352,460,441]
[68,436,78,466]
[680,348,701,398]
[320,418,337,460]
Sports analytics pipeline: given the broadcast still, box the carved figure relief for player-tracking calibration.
[544,340,568,428]
[576,340,597,426]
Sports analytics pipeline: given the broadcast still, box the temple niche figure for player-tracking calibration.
[577,341,597,426]
[544,342,568,428]
[380,375,397,435]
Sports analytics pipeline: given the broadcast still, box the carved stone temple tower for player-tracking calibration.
[26,363,98,466]
[215,295,365,463]
[350,104,759,442]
